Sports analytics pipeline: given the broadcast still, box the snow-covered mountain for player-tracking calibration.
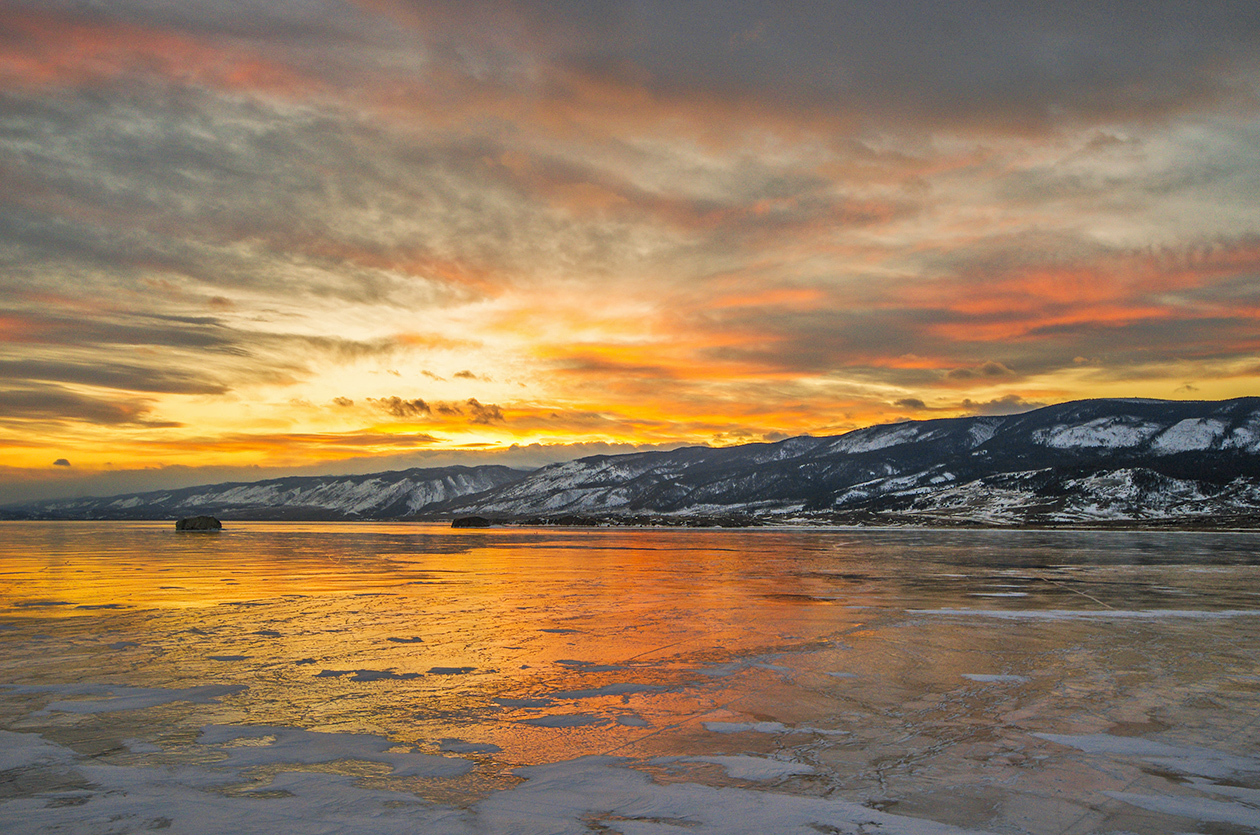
[6,398,1260,526]
[430,397,1260,526]
[3,466,526,521]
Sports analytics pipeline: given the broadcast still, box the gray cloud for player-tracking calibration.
[371,396,431,418]
[466,399,505,424]
[959,395,1046,416]
[52,458,70,467]
[947,362,1017,380]
[0,385,180,427]
[389,0,1260,130]
[0,359,228,395]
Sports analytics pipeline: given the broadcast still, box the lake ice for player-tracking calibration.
[1,522,1258,833]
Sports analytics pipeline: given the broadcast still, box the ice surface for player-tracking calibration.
[438,738,503,754]
[916,608,1260,620]
[1035,733,1260,826]
[1,683,247,715]
[1105,791,1260,828]
[2,523,1258,835]
[199,724,474,777]
[1032,733,1260,780]
[704,721,848,736]
[960,674,1030,683]
[316,668,423,681]
[520,713,611,728]
[546,682,664,699]
[662,754,816,780]
[0,730,77,771]
[474,756,996,835]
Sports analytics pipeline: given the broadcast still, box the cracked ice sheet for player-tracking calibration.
[0,732,998,835]
[1036,733,1260,828]
[1034,733,1260,782]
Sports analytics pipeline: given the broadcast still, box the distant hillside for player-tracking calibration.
[1,465,527,521]
[428,397,1260,527]
[5,398,1260,527]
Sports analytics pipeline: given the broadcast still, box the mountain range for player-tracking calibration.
[5,397,1260,527]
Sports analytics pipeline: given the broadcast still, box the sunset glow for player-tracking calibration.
[3,0,1260,501]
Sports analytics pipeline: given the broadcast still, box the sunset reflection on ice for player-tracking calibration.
[1,523,1259,833]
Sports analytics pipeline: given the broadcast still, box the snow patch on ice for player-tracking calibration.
[665,755,815,781]
[0,683,247,715]
[961,674,1030,683]
[519,713,611,728]
[438,738,502,754]
[616,714,651,727]
[915,608,1260,620]
[546,683,663,700]
[0,730,78,771]
[315,668,422,681]
[0,729,1013,835]
[199,724,473,777]
[704,721,847,736]
[1105,791,1260,829]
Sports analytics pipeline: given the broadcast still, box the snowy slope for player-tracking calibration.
[6,398,1260,526]
[432,397,1260,525]
[7,466,526,521]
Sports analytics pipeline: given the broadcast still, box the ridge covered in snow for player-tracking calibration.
[431,396,1260,526]
[5,398,1260,526]
[3,465,526,521]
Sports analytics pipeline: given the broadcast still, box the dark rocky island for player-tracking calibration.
[451,515,493,528]
[176,515,222,531]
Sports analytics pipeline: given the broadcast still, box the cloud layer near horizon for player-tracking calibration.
[2,0,1260,500]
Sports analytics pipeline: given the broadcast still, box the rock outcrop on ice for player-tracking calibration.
[175,515,221,530]
[5,398,1260,527]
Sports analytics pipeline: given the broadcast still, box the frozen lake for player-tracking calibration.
[1,522,1258,834]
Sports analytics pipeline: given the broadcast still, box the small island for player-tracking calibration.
[176,515,222,531]
[451,515,492,528]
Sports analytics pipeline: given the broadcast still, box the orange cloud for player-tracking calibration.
[0,6,314,95]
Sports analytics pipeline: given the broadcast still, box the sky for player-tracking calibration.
[2,0,1260,502]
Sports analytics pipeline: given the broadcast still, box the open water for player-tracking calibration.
[0,522,1258,834]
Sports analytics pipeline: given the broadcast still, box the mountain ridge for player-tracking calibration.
[5,397,1260,526]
